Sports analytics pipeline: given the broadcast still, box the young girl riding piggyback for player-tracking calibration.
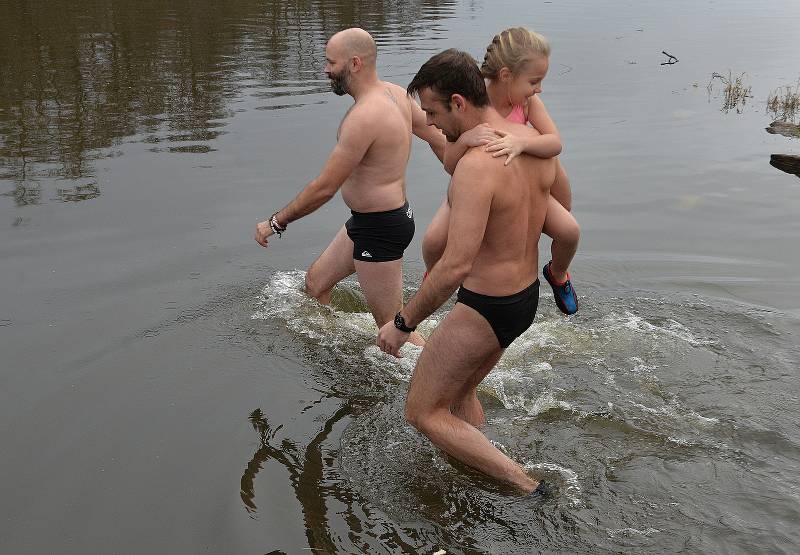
[423,27,580,314]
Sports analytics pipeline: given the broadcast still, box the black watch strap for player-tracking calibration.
[394,311,416,333]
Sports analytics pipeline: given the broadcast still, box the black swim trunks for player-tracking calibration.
[456,280,540,348]
[345,201,415,262]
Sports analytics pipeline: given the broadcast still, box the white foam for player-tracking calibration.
[363,344,420,382]
[254,271,574,416]
[605,310,716,347]
[252,270,720,451]
[606,527,661,538]
[626,397,720,431]
[524,461,582,506]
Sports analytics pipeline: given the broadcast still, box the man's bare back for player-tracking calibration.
[454,121,556,297]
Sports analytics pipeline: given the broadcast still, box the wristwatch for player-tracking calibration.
[394,311,416,333]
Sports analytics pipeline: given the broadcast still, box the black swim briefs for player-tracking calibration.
[456,279,540,348]
[345,201,415,262]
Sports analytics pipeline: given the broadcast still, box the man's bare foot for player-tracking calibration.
[525,479,554,498]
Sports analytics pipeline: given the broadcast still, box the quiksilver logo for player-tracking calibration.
[361,251,372,258]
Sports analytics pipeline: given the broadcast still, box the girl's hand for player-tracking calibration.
[485,130,524,165]
[460,123,499,148]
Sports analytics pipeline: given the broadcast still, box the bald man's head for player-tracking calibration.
[327,28,377,68]
[324,28,378,96]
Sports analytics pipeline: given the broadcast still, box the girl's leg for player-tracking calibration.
[542,196,579,282]
[543,160,580,314]
[422,198,450,272]
[550,159,572,212]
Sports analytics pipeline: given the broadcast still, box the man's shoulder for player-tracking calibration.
[456,148,503,173]
[501,119,533,135]
[380,80,409,98]
[451,149,502,188]
[340,100,382,133]
[346,87,404,121]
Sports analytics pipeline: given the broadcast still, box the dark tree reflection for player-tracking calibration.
[0,0,455,200]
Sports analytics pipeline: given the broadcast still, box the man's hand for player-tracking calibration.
[377,320,409,358]
[459,123,501,148]
[254,220,274,248]
[485,130,524,165]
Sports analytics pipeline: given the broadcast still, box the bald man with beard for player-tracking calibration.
[255,28,446,346]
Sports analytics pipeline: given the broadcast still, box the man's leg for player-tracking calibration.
[305,225,356,305]
[355,258,425,346]
[404,304,538,493]
[449,350,502,428]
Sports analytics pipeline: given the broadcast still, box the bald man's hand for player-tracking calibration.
[254,220,274,247]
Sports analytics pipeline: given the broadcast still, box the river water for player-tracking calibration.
[1,1,799,553]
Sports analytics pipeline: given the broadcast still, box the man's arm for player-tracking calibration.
[278,109,374,224]
[443,138,468,175]
[255,109,374,247]
[376,153,492,356]
[404,154,492,326]
[410,97,446,163]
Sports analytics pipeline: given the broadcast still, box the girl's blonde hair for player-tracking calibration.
[480,27,550,79]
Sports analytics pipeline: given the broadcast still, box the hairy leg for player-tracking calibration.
[405,304,538,493]
[450,350,502,427]
[542,196,580,282]
[550,159,572,212]
[421,198,450,272]
[305,225,356,305]
[355,258,424,346]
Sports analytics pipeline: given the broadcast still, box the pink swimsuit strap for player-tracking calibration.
[505,104,526,124]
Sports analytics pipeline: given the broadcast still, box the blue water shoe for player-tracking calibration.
[543,261,578,315]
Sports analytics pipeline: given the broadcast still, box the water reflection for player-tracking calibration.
[56,182,101,202]
[241,401,469,553]
[1,183,41,206]
[239,402,424,553]
[0,0,456,200]
[241,405,346,552]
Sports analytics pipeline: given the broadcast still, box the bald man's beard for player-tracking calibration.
[327,67,351,96]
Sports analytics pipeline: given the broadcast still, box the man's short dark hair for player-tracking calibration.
[407,49,489,108]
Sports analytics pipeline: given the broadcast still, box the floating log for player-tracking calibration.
[766,121,800,138]
[770,154,800,177]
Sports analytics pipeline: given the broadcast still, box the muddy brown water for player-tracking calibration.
[2,1,799,552]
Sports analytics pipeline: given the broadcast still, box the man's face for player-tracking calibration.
[419,87,460,142]
[324,42,351,96]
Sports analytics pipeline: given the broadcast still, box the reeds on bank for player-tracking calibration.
[767,82,800,122]
[707,71,752,113]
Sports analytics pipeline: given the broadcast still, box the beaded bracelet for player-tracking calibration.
[269,213,287,237]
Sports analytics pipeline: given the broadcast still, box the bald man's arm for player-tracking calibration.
[410,97,446,163]
[274,108,375,225]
